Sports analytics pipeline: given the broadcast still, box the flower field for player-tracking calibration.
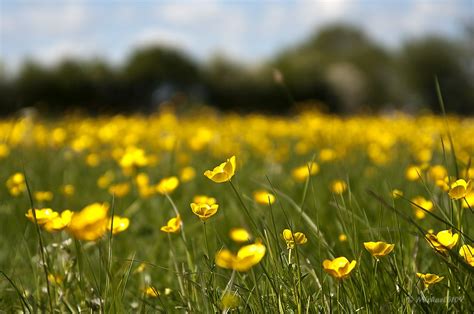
[0,108,473,312]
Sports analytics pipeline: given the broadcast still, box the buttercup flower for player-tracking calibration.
[448,179,472,200]
[190,202,219,221]
[215,241,266,272]
[180,166,196,182]
[108,182,131,198]
[156,176,179,195]
[26,208,59,225]
[416,273,444,289]
[34,191,54,202]
[411,196,433,219]
[108,216,130,235]
[253,190,276,205]
[322,257,356,279]
[406,165,422,181]
[339,233,348,242]
[391,189,403,199]
[292,162,319,182]
[6,172,26,196]
[363,241,395,258]
[68,203,109,241]
[144,286,160,298]
[282,229,308,249]
[43,210,73,232]
[160,215,181,233]
[425,230,459,253]
[204,156,236,183]
[330,180,347,194]
[229,228,251,243]
[459,244,474,267]
[193,195,217,205]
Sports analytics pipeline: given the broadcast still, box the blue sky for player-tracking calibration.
[1,0,472,74]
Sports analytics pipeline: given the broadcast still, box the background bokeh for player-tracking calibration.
[1,0,473,115]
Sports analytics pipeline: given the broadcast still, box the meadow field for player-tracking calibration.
[0,107,473,312]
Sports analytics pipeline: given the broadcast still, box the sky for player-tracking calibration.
[1,0,472,74]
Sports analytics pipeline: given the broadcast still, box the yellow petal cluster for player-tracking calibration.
[425,230,459,253]
[160,215,181,233]
[322,257,357,279]
[416,273,444,289]
[204,156,236,183]
[190,202,219,221]
[448,179,472,200]
[363,241,395,258]
[215,241,266,272]
[282,229,308,249]
[253,190,276,205]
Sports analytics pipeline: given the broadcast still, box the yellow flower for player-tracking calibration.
[34,191,54,202]
[145,286,160,298]
[43,210,73,232]
[68,203,109,241]
[425,230,459,253]
[204,156,236,183]
[363,241,395,258]
[229,228,251,243]
[322,257,357,279]
[97,171,115,189]
[459,244,474,267]
[411,196,433,219]
[61,184,75,197]
[160,215,181,233]
[47,273,63,285]
[406,165,422,181]
[6,172,26,196]
[26,208,59,225]
[253,190,276,205]
[339,233,348,242]
[190,203,219,221]
[291,162,319,182]
[215,241,266,272]
[416,273,444,289]
[448,179,472,200]
[193,195,217,205]
[108,216,130,235]
[428,165,447,182]
[391,189,403,199]
[180,166,196,183]
[282,229,308,249]
[86,153,100,167]
[108,182,131,198]
[462,191,474,209]
[330,180,347,194]
[156,176,179,195]
[0,143,10,158]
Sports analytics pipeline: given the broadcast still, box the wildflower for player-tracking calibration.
[253,190,276,205]
[339,233,348,242]
[0,143,10,158]
[322,257,356,279]
[119,147,148,170]
[319,148,336,162]
[448,179,472,200]
[406,165,422,181]
[215,241,266,272]
[193,195,217,205]
[97,171,114,189]
[459,244,474,267]
[391,189,403,199]
[411,196,433,219]
[61,184,75,196]
[363,241,395,258]
[144,286,160,298]
[26,208,59,225]
[160,215,181,233]
[330,180,347,194]
[428,165,447,182]
[425,230,458,253]
[416,273,444,289]
[282,229,308,249]
[156,176,179,195]
[43,210,73,232]
[47,273,63,285]
[292,162,319,182]
[134,263,146,274]
[190,202,219,221]
[108,216,130,235]
[229,228,251,243]
[6,172,26,196]
[86,153,100,167]
[462,191,474,209]
[68,203,109,241]
[108,182,131,198]
[204,156,236,183]
[180,166,196,182]
[34,191,53,202]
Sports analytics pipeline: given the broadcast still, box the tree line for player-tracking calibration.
[1,24,473,115]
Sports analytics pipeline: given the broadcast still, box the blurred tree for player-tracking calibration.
[122,46,201,109]
[399,36,474,113]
